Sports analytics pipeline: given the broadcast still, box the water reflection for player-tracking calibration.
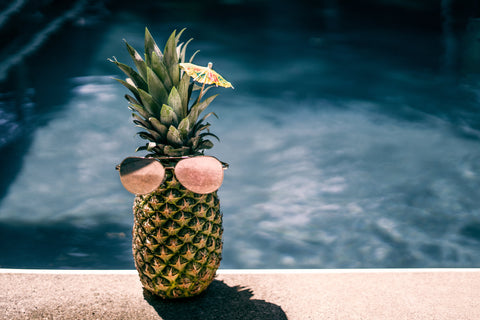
[217,99,480,268]
[1,0,480,269]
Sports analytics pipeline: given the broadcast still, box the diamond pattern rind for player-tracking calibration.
[132,170,223,299]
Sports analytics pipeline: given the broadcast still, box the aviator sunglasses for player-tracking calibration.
[116,156,228,195]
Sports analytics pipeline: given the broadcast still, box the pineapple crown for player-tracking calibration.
[110,28,227,157]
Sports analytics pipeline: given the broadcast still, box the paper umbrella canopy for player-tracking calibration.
[180,62,234,89]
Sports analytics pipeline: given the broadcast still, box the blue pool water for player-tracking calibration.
[1,1,480,269]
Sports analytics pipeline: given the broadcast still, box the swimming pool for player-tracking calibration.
[1,0,479,269]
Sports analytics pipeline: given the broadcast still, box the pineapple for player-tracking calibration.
[111,28,228,298]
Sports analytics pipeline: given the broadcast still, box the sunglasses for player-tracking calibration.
[116,156,228,195]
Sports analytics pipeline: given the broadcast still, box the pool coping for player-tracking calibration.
[1,267,480,274]
[1,268,480,319]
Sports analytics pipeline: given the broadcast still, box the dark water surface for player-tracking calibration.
[1,0,480,269]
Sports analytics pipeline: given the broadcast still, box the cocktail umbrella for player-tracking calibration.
[180,62,233,99]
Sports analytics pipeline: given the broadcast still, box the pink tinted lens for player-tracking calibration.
[174,156,224,194]
[119,157,165,195]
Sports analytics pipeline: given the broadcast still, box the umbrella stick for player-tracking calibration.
[199,81,206,100]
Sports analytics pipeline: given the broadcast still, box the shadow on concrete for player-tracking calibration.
[143,280,288,320]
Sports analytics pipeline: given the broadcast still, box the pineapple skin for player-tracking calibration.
[132,169,223,298]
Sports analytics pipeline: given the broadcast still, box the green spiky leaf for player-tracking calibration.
[163,31,179,87]
[154,144,165,153]
[177,117,190,140]
[138,88,161,116]
[145,27,162,64]
[109,58,147,91]
[188,94,218,125]
[175,28,186,45]
[199,111,218,124]
[125,41,147,80]
[147,129,162,142]
[164,31,177,68]
[198,140,214,150]
[151,51,172,90]
[168,63,180,88]
[179,38,193,64]
[148,117,168,137]
[188,136,200,149]
[160,104,178,127]
[164,145,190,156]
[166,125,183,146]
[137,131,155,142]
[129,103,150,119]
[132,113,151,128]
[114,78,141,103]
[147,66,168,104]
[189,50,200,63]
[177,42,185,60]
[194,123,211,135]
[178,73,190,115]
[125,94,140,105]
[167,86,183,118]
[200,132,220,141]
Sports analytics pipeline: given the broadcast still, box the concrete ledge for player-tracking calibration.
[1,269,479,319]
